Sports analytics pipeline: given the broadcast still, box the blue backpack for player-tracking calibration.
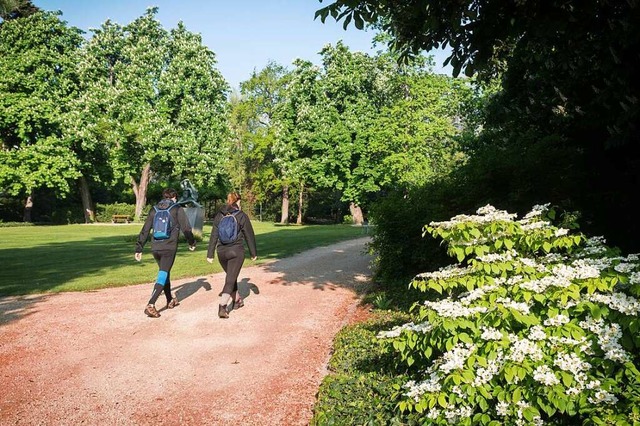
[218,210,240,244]
[152,203,177,240]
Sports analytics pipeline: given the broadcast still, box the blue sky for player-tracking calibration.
[35,1,452,91]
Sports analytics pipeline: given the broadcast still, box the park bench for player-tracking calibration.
[111,214,131,223]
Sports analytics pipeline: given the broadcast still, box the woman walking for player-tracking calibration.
[207,192,257,318]
[135,188,196,318]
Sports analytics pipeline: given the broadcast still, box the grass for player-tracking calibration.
[0,222,367,296]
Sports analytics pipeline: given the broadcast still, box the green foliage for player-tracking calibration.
[73,8,230,218]
[316,0,640,253]
[376,204,640,424]
[312,311,424,425]
[367,184,454,283]
[0,11,84,196]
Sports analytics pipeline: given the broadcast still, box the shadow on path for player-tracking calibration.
[261,237,372,294]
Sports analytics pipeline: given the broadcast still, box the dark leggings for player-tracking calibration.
[150,250,177,303]
[217,243,245,296]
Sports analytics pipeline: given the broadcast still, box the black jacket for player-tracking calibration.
[135,200,196,253]
[207,205,257,259]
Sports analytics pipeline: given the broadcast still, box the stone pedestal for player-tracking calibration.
[183,207,205,237]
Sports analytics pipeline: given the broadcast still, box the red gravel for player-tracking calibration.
[0,237,372,425]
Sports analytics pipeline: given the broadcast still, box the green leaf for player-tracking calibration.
[438,393,448,408]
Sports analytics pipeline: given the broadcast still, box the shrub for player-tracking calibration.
[312,311,421,425]
[377,204,640,425]
[368,186,455,283]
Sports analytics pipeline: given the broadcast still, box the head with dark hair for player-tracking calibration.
[162,188,178,200]
[226,192,241,208]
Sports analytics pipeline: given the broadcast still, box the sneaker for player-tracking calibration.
[167,295,180,309]
[218,304,229,319]
[144,304,160,318]
[233,298,244,310]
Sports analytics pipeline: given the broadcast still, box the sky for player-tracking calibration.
[34,0,452,91]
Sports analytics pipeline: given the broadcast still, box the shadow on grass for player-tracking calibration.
[0,234,139,297]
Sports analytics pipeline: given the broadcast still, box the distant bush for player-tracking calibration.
[0,221,35,228]
[95,203,137,222]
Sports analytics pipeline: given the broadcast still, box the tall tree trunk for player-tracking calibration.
[296,182,304,225]
[280,184,289,224]
[349,202,364,225]
[23,191,33,222]
[132,163,151,221]
[78,176,95,223]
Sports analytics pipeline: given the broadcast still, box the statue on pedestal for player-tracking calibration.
[177,179,202,208]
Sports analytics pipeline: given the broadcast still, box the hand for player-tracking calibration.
[207,257,214,264]
[134,252,142,262]
[251,256,257,261]
[188,244,196,251]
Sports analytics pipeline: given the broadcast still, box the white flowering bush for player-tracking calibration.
[377,204,640,425]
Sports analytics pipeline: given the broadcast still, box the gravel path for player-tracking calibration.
[0,237,372,425]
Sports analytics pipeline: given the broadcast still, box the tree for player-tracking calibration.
[80,9,229,220]
[0,0,38,21]
[231,61,288,219]
[0,11,84,221]
[317,0,640,249]
[273,59,323,224]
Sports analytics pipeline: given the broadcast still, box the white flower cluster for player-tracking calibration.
[588,389,618,405]
[528,325,547,341]
[497,297,531,314]
[631,271,640,285]
[533,365,560,386]
[426,408,440,419]
[542,253,567,264]
[415,264,471,280]
[520,221,551,231]
[588,292,640,316]
[477,250,517,263]
[519,257,548,272]
[459,285,498,304]
[554,262,601,280]
[480,326,503,340]
[472,352,504,387]
[553,352,591,372]
[576,236,608,258]
[520,275,571,293]
[440,343,476,373]
[403,368,442,401]
[444,405,474,424]
[614,262,637,274]
[495,400,509,416]
[514,400,545,426]
[520,204,550,221]
[579,317,630,363]
[423,299,488,318]
[376,321,433,339]
[548,336,592,354]
[554,228,569,237]
[507,335,544,362]
[543,314,570,326]
[429,205,517,229]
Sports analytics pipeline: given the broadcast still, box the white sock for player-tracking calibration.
[220,293,231,306]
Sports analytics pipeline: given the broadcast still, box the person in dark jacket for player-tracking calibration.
[207,192,257,318]
[135,188,196,318]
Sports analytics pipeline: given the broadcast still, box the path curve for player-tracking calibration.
[0,237,372,425]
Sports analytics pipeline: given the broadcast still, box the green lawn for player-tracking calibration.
[0,222,367,296]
